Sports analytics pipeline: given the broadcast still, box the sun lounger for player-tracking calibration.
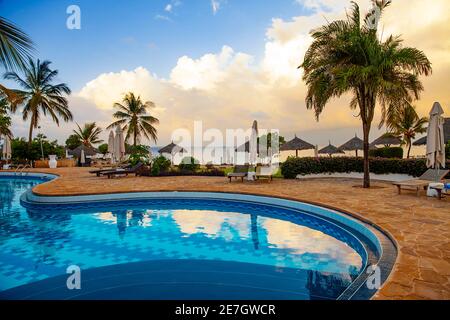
[89,164,131,177]
[227,165,249,182]
[255,165,274,182]
[101,163,144,179]
[393,169,449,196]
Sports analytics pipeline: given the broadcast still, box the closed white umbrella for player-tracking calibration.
[80,148,86,165]
[108,131,115,163]
[2,135,12,160]
[249,120,258,165]
[65,148,69,159]
[114,126,125,161]
[426,102,446,181]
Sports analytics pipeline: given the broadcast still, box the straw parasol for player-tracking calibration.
[413,118,450,146]
[425,102,446,181]
[159,141,186,164]
[68,145,99,158]
[339,134,364,157]
[319,142,345,157]
[370,133,402,147]
[280,135,315,157]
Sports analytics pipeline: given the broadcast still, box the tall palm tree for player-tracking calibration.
[300,0,432,187]
[107,92,159,146]
[73,122,103,147]
[385,102,428,159]
[4,59,73,146]
[0,16,34,71]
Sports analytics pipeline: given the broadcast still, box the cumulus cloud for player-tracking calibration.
[165,4,172,12]
[211,0,223,15]
[71,0,449,147]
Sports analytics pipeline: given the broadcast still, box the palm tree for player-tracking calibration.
[73,122,103,147]
[4,59,73,146]
[385,102,428,159]
[0,17,34,111]
[300,0,432,187]
[0,17,34,71]
[0,98,12,138]
[107,92,159,146]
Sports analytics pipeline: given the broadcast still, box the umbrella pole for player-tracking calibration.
[296,149,298,157]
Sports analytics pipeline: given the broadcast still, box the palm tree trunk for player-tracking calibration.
[407,142,412,159]
[362,121,370,188]
[133,131,137,147]
[28,119,34,146]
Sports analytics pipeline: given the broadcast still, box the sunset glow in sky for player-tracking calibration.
[2,0,449,146]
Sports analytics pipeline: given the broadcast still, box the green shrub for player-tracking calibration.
[178,156,200,172]
[12,136,65,161]
[368,147,403,159]
[151,155,171,175]
[128,145,151,166]
[280,156,438,179]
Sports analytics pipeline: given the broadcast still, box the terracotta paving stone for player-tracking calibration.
[11,167,450,300]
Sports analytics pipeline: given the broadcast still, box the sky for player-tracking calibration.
[1,0,450,147]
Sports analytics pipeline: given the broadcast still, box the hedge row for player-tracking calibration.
[280,157,450,179]
[368,147,403,159]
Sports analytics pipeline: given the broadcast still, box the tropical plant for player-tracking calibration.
[300,0,432,187]
[98,143,109,155]
[11,136,64,161]
[151,155,171,176]
[128,145,151,166]
[4,59,73,146]
[385,103,428,158]
[108,92,159,146]
[65,134,81,150]
[0,17,34,71]
[73,122,103,147]
[178,156,200,172]
[0,98,12,138]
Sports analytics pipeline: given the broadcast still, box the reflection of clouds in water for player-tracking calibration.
[172,210,250,241]
[95,209,173,228]
[262,218,362,269]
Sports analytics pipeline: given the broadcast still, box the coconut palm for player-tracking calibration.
[4,59,72,146]
[0,17,34,110]
[107,92,159,146]
[73,122,103,147]
[0,16,34,71]
[385,102,428,159]
[300,0,432,187]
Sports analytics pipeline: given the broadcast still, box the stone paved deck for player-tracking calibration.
[15,167,450,299]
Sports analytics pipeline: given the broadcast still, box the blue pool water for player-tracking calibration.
[0,176,370,300]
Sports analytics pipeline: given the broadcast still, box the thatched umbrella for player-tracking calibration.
[339,134,364,157]
[280,135,315,157]
[68,145,99,158]
[413,118,450,146]
[319,142,345,158]
[159,141,186,164]
[370,133,402,147]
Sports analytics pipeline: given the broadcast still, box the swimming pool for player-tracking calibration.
[0,174,395,300]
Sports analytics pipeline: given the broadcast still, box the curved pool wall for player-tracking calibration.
[2,173,397,300]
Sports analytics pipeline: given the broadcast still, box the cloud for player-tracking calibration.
[165,4,172,12]
[71,0,450,148]
[211,0,222,15]
[154,14,172,22]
